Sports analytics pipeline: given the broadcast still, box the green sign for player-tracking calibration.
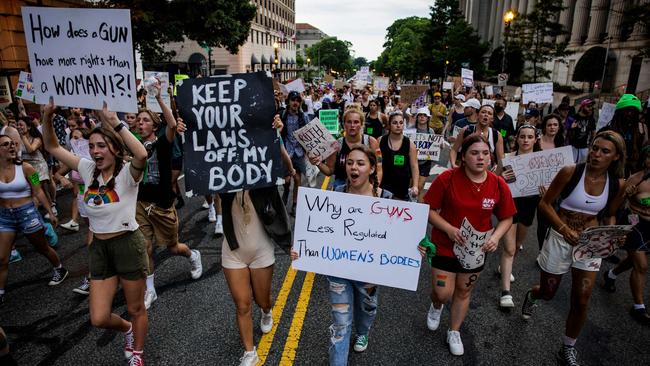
[319,109,339,135]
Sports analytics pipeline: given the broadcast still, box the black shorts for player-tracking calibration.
[513,196,539,226]
[171,156,183,171]
[624,218,650,252]
[430,255,484,274]
[419,160,433,177]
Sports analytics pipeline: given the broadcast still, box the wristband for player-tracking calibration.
[113,121,127,133]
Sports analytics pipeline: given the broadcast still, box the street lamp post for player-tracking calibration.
[599,35,612,94]
[273,41,280,82]
[502,10,516,74]
[306,57,311,81]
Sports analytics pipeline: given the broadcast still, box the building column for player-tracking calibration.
[494,0,506,50]
[527,0,537,13]
[569,0,591,47]
[557,0,576,44]
[585,0,610,45]
[629,0,649,40]
[518,0,528,15]
[606,0,626,42]
[487,0,499,45]
[478,0,492,42]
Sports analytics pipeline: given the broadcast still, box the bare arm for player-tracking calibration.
[42,98,81,171]
[428,209,465,245]
[370,136,382,183]
[449,127,466,168]
[409,140,419,193]
[23,163,57,226]
[153,81,177,143]
[97,104,147,181]
[538,165,578,244]
[21,135,42,154]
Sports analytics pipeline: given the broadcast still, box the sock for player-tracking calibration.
[217,215,222,224]
[124,324,133,334]
[634,303,646,310]
[55,264,62,269]
[608,269,617,279]
[563,335,576,347]
[146,274,155,291]
[501,290,511,296]
[132,350,142,358]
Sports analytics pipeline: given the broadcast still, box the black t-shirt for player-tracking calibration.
[138,134,175,208]
[493,113,515,153]
[379,135,412,199]
[365,115,384,140]
[568,115,596,148]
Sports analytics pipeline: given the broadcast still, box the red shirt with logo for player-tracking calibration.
[424,167,517,258]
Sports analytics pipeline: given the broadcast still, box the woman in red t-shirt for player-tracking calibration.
[420,134,516,356]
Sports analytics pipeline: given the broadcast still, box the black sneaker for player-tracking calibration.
[72,276,90,295]
[521,290,537,320]
[602,271,616,293]
[557,345,580,366]
[630,308,650,325]
[48,267,68,286]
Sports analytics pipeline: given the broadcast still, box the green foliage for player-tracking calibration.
[305,37,354,76]
[374,16,430,79]
[94,0,256,64]
[296,53,305,68]
[623,3,650,57]
[353,57,368,68]
[433,19,490,79]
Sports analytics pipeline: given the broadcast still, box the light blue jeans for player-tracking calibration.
[327,276,378,366]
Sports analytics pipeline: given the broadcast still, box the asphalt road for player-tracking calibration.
[2,174,650,366]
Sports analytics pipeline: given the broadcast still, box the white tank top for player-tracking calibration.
[559,167,609,215]
[0,164,32,199]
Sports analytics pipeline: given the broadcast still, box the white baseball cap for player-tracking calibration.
[463,98,481,110]
[454,94,466,102]
[416,107,431,117]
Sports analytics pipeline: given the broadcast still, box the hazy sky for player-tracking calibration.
[295,0,433,61]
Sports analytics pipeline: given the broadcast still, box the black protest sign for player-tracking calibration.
[177,72,282,194]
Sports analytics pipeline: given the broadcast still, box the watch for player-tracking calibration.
[113,121,127,132]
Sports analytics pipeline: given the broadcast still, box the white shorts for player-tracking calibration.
[537,228,602,274]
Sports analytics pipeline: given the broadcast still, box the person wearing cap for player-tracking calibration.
[447,98,481,144]
[279,91,308,215]
[524,108,540,127]
[408,107,435,201]
[428,92,447,134]
[566,99,596,163]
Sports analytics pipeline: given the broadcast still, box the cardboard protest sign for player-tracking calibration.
[15,71,37,103]
[573,225,633,261]
[144,71,170,113]
[22,7,137,113]
[353,79,367,90]
[333,80,346,90]
[501,146,573,198]
[284,78,305,93]
[0,77,11,106]
[485,85,494,96]
[319,109,339,135]
[176,71,282,195]
[323,74,335,84]
[404,132,445,161]
[293,118,340,160]
[597,102,616,130]
[461,68,474,87]
[505,102,520,128]
[453,218,493,270]
[400,85,428,106]
[373,77,389,91]
[442,81,454,91]
[522,82,553,104]
[452,125,462,138]
[292,187,429,291]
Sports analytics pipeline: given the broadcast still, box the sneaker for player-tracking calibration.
[214,222,224,235]
[630,307,650,325]
[9,249,22,264]
[208,205,216,222]
[124,328,134,359]
[353,334,369,352]
[201,200,210,209]
[189,250,203,280]
[557,345,580,366]
[129,352,144,366]
[500,294,515,308]
[521,290,537,320]
[60,219,80,232]
[72,277,90,295]
[48,267,68,286]
[51,205,58,217]
[426,303,443,331]
[144,289,157,310]
[602,271,616,293]
[260,309,273,334]
[497,266,515,283]
[239,347,259,366]
[446,329,464,356]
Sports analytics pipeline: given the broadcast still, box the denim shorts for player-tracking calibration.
[0,202,44,234]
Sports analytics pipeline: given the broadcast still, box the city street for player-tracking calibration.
[2,176,650,366]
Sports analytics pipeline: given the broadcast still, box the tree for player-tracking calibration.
[433,19,490,79]
[353,57,368,69]
[508,0,571,81]
[374,17,430,80]
[623,3,650,57]
[305,37,354,76]
[94,0,257,64]
[488,45,524,82]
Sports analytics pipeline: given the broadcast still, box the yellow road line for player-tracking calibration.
[279,271,315,365]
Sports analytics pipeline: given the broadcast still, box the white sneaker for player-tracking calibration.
[260,309,273,334]
[426,303,443,331]
[60,219,80,232]
[500,294,515,308]
[202,200,210,209]
[144,288,157,310]
[208,205,216,222]
[447,329,464,356]
[189,250,203,279]
[239,347,259,366]
[51,205,58,217]
[497,266,515,282]
[214,222,223,235]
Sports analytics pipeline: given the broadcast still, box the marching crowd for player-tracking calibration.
[0,75,649,366]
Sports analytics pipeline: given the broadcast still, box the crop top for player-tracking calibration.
[78,158,141,234]
[559,167,609,215]
[0,164,31,199]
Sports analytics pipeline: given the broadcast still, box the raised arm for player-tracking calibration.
[153,80,177,143]
[42,98,80,171]
[23,163,57,226]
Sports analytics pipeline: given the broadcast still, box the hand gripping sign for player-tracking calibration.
[453,218,494,270]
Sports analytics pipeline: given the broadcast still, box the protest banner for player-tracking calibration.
[353,79,367,90]
[573,225,633,261]
[144,71,170,113]
[404,132,445,161]
[293,118,340,160]
[461,68,474,87]
[323,74,335,84]
[174,74,190,96]
[291,187,429,291]
[0,77,12,106]
[373,77,390,91]
[442,81,454,91]
[319,109,339,135]
[284,78,305,93]
[453,218,493,270]
[452,125,462,138]
[501,146,573,198]
[176,71,282,195]
[333,80,346,90]
[482,99,496,107]
[485,85,494,96]
[597,102,616,130]
[400,85,428,106]
[505,102,520,128]
[22,7,137,113]
[522,82,553,104]
[15,71,37,103]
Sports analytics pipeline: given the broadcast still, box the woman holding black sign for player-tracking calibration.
[420,134,515,356]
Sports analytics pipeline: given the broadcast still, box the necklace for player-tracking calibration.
[469,173,488,192]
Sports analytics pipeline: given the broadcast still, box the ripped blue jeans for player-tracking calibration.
[0,202,44,234]
[327,276,378,366]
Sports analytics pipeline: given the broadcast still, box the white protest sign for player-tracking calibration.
[597,102,616,131]
[69,138,90,159]
[573,225,633,261]
[522,82,553,104]
[284,78,305,93]
[482,99,496,107]
[23,7,137,112]
[452,125,462,138]
[442,81,454,91]
[453,218,493,270]
[0,77,12,107]
[404,133,445,161]
[485,85,494,96]
[360,66,370,74]
[461,68,474,87]
[292,187,429,291]
[15,71,37,103]
[373,77,389,91]
[144,71,170,113]
[353,79,367,90]
[501,146,573,198]
[505,102,520,128]
[293,118,340,160]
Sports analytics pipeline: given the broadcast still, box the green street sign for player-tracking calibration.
[319,109,339,135]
